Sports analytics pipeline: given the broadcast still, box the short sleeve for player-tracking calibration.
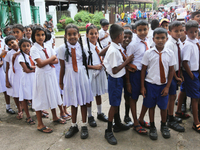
[165,41,174,52]
[4,51,10,62]
[18,55,25,63]
[30,47,40,61]
[108,51,121,69]
[141,51,149,66]
[57,44,65,60]
[126,42,135,56]
[182,44,192,61]
[169,51,176,66]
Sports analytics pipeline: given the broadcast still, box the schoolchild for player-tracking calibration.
[30,26,66,133]
[47,26,55,49]
[99,19,111,48]
[148,19,159,48]
[159,18,170,31]
[58,24,93,139]
[25,26,33,45]
[12,24,25,41]
[191,11,200,31]
[131,24,137,40]
[141,27,175,140]
[103,24,134,145]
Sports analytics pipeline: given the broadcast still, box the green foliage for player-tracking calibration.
[153,0,158,10]
[56,23,63,29]
[60,15,67,20]
[74,11,90,22]
[65,17,74,24]
[159,0,172,6]
[91,11,105,25]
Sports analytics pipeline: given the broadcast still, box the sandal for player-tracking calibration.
[53,118,66,124]
[61,114,71,121]
[42,112,49,118]
[138,120,150,129]
[133,124,148,135]
[175,112,190,119]
[42,110,49,115]
[16,112,23,120]
[38,126,53,133]
[26,117,35,125]
[192,123,200,133]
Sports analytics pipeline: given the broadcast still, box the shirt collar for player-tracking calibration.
[111,42,121,50]
[33,42,47,51]
[67,41,81,49]
[169,36,180,44]
[186,37,198,44]
[136,35,147,43]
[89,42,101,50]
[151,46,167,53]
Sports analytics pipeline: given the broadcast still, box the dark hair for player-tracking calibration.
[5,35,16,45]
[124,29,133,36]
[0,29,3,39]
[47,26,53,32]
[109,23,124,40]
[153,27,168,37]
[31,26,47,43]
[131,24,135,31]
[123,24,132,30]
[185,20,199,31]
[45,29,52,41]
[135,20,148,29]
[3,26,11,35]
[199,31,200,37]
[18,39,33,70]
[12,24,24,32]
[64,24,88,76]
[168,21,182,31]
[100,19,106,25]
[151,19,159,30]
[191,11,200,19]
[182,22,185,27]
[101,20,109,26]
[25,26,32,30]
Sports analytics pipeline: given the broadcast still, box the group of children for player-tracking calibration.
[0,11,200,145]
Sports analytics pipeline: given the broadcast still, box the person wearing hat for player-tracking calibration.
[160,18,170,31]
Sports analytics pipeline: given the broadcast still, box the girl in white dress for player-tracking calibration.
[84,25,108,127]
[18,39,35,125]
[30,26,66,133]
[58,24,93,139]
[25,26,33,45]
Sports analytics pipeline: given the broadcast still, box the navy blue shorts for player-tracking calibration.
[143,82,169,110]
[108,75,123,106]
[183,71,200,99]
[130,71,141,100]
[169,77,178,95]
[123,75,132,97]
[180,81,185,92]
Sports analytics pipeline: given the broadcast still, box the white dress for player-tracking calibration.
[84,42,108,97]
[0,45,6,93]
[4,49,23,97]
[0,38,6,72]
[30,43,62,111]
[18,53,35,101]
[57,42,93,107]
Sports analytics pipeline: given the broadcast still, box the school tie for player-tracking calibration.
[141,41,149,50]
[154,50,166,83]
[42,48,55,68]
[29,56,35,66]
[71,47,78,72]
[176,42,181,77]
[95,46,103,64]
[123,47,127,55]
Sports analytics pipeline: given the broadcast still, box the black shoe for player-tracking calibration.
[161,125,170,138]
[167,120,185,132]
[175,99,178,105]
[181,104,186,113]
[149,127,158,140]
[65,126,79,138]
[105,129,117,145]
[97,113,108,122]
[124,116,134,127]
[113,123,130,132]
[6,108,15,114]
[174,116,182,123]
[81,126,88,139]
[88,116,97,127]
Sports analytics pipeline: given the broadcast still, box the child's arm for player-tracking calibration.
[125,68,131,93]
[50,57,58,64]
[140,64,147,98]
[182,60,194,80]
[99,33,109,41]
[12,51,21,73]
[5,62,11,88]
[88,64,102,70]
[19,62,35,73]
[34,55,56,68]
[174,71,183,85]
[0,49,7,57]
[99,45,110,56]
[59,59,65,90]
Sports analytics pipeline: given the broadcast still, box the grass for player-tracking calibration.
[55,30,86,36]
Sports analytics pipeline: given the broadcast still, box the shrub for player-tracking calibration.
[65,17,74,24]
[60,15,67,20]
[56,23,63,29]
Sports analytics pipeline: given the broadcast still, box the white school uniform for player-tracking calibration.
[147,29,155,48]
[181,38,199,71]
[30,43,62,111]
[4,49,23,97]
[99,28,111,48]
[142,46,176,85]
[0,38,6,71]
[84,42,108,96]
[57,42,93,107]
[18,53,35,101]
[103,42,125,78]
[0,43,6,93]
[126,35,149,71]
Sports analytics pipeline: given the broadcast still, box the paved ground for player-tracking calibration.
[0,38,200,150]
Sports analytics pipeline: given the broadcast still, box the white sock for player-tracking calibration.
[6,104,10,110]
[87,107,92,117]
[81,121,87,127]
[71,123,77,127]
[97,105,102,115]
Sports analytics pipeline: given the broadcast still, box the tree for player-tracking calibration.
[153,0,157,10]
[159,0,173,6]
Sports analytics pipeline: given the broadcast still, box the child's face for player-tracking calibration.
[102,25,109,31]
[48,28,53,32]
[13,28,24,41]
[180,26,186,39]
[122,33,132,47]
[86,28,99,45]
[193,14,200,24]
[161,22,169,30]
[25,28,32,38]
[65,28,80,45]
[186,27,198,40]
[35,30,46,46]
[20,42,31,55]
[153,33,168,49]
[135,25,149,40]
[168,25,182,40]
[5,28,11,36]
[7,40,19,50]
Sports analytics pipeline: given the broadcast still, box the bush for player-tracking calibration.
[56,23,63,29]
[65,17,74,24]
[91,11,105,25]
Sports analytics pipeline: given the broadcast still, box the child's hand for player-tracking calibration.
[59,83,64,90]
[6,81,11,88]
[161,87,169,96]
[127,83,132,93]
[51,55,57,60]
[190,73,194,80]
[94,64,102,70]
[126,54,134,63]
[141,87,146,98]
[1,50,7,57]
[104,32,109,38]
[176,77,183,85]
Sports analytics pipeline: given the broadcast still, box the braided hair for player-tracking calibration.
[18,38,33,70]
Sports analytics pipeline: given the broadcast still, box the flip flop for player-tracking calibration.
[42,110,49,115]
[53,118,66,124]
[38,126,53,133]
[61,114,71,121]
[138,120,150,129]
[133,124,148,135]
[42,112,49,118]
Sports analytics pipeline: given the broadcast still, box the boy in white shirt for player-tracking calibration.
[141,28,175,140]
[99,20,111,48]
[103,24,133,145]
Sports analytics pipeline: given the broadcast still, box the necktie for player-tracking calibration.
[141,41,149,50]
[123,47,127,55]
[176,42,181,77]
[71,47,78,72]
[29,56,35,66]
[154,50,166,83]
[95,46,103,64]
[42,48,55,68]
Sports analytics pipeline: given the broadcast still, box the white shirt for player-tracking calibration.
[103,42,125,78]
[165,36,182,71]
[0,38,5,51]
[18,53,32,66]
[126,35,149,70]
[181,38,199,71]
[147,29,155,48]
[99,28,111,48]
[142,46,176,85]
[158,12,163,19]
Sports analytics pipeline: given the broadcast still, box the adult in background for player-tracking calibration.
[48,18,54,28]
